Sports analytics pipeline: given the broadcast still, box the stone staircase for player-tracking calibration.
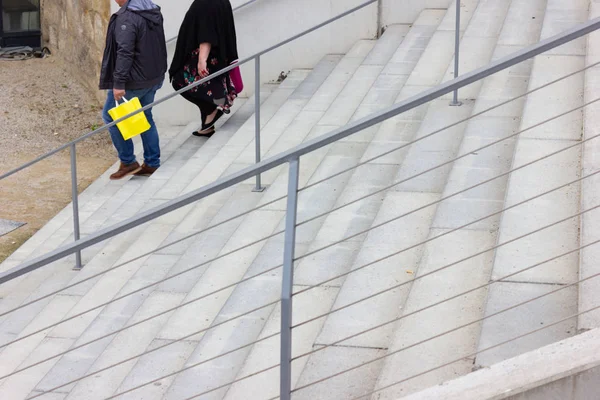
[0,0,598,399]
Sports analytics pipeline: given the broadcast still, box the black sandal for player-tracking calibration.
[192,126,215,138]
[201,109,224,131]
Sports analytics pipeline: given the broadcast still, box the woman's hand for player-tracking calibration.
[197,57,209,78]
[197,42,212,78]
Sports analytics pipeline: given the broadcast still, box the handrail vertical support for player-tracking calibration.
[253,55,266,192]
[280,157,300,400]
[70,144,83,271]
[450,0,463,107]
[376,0,383,38]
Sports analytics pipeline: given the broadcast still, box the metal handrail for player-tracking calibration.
[2,65,596,380]
[2,12,600,400]
[0,0,378,269]
[3,16,599,282]
[165,0,259,45]
[5,56,591,325]
[13,118,600,395]
[0,0,377,183]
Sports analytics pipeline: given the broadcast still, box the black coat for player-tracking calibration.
[169,0,239,81]
[99,5,168,90]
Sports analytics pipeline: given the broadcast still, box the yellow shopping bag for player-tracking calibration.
[107,97,151,140]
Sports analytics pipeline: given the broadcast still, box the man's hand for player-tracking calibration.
[113,89,126,101]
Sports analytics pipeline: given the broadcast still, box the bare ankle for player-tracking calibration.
[205,110,218,124]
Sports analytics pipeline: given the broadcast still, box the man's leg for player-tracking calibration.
[102,90,137,166]
[136,83,162,168]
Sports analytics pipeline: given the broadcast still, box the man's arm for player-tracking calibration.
[113,13,137,100]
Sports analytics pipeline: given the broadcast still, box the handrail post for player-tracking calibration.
[280,157,300,400]
[70,144,83,270]
[253,55,265,192]
[450,0,462,107]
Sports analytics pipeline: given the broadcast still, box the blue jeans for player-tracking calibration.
[102,82,163,168]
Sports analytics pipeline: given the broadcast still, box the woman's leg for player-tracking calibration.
[199,101,218,126]
[191,101,218,137]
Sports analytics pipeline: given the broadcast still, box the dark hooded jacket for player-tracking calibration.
[99,1,168,90]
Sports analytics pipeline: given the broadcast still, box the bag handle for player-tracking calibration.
[114,96,130,108]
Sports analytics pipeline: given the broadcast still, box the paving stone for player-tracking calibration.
[315,192,439,348]
[318,65,383,127]
[497,0,546,47]
[394,100,475,193]
[539,7,588,56]
[439,37,498,101]
[433,197,504,231]
[304,41,375,113]
[520,56,585,141]
[293,346,386,400]
[58,292,186,400]
[0,295,79,379]
[437,0,480,33]
[116,339,197,400]
[363,25,410,66]
[222,286,339,400]
[0,337,73,400]
[460,0,512,39]
[373,228,496,399]
[289,55,343,100]
[475,282,577,368]
[48,224,174,340]
[294,241,362,287]
[406,31,459,87]
[493,139,581,285]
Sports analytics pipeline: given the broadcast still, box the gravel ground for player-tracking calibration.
[0,55,116,264]
[0,56,113,159]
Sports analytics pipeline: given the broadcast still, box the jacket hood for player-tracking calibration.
[127,0,158,11]
[126,0,162,26]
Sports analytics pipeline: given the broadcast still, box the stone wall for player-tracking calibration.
[40,0,110,103]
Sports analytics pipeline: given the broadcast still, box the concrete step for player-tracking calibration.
[0,94,254,310]
[0,96,260,335]
[7,70,315,398]
[0,77,298,394]
[475,0,587,369]
[218,8,460,400]
[15,48,359,399]
[373,1,548,397]
[53,24,406,400]
[0,118,207,339]
[1,110,204,268]
[0,118,192,276]
[286,0,523,397]
[61,83,281,297]
[579,1,600,332]
[3,0,593,398]
[154,29,411,399]
[50,42,373,399]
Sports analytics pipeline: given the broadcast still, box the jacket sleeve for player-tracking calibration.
[113,13,138,90]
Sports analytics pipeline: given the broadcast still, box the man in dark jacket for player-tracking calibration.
[100,0,167,179]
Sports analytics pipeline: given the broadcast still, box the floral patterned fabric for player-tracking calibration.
[172,48,237,112]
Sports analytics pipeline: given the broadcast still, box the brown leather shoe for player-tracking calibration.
[110,162,141,180]
[133,163,158,177]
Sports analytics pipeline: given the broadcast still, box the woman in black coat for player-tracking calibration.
[169,0,239,137]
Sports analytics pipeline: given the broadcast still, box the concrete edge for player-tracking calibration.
[398,328,600,400]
